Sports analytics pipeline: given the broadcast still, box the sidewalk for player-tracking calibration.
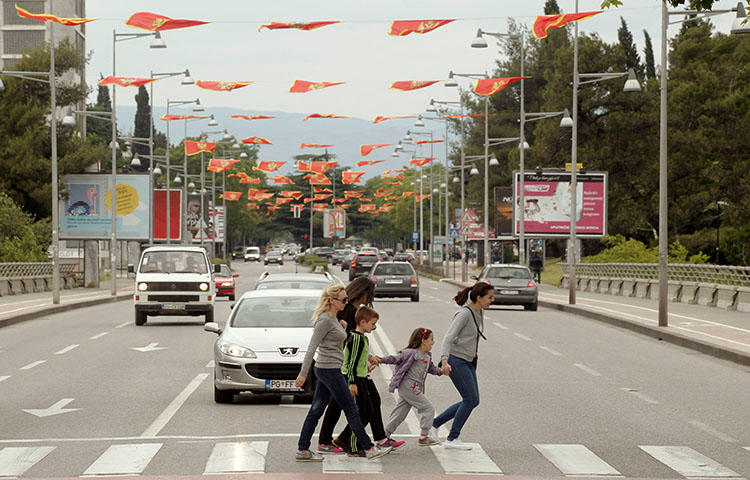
[0,285,133,328]
[441,277,750,367]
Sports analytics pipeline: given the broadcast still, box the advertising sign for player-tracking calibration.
[512,171,607,237]
[153,189,182,241]
[60,174,150,240]
[323,209,346,238]
[494,186,513,237]
[210,205,225,243]
[186,193,212,243]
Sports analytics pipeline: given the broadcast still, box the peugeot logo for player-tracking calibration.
[279,347,298,356]
[170,283,176,290]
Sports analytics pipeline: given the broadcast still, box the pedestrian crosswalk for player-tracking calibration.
[0,440,747,477]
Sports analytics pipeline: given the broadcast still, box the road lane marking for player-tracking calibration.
[0,375,9,383]
[639,445,740,478]
[430,443,503,474]
[141,373,208,438]
[573,363,602,377]
[0,446,55,477]
[204,441,267,474]
[514,333,532,341]
[20,360,46,370]
[55,344,79,355]
[493,322,508,330]
[23,398,81,418]
[534,444,621,476]
[205,360,215,368]
[0,433,424,443]
[115,321,130,329]
[620,387,659,404]
[323,454,382,473]
[688,420,737,443]
[539,346,562,356]
[90,332,108,340]
[82,443,162,476]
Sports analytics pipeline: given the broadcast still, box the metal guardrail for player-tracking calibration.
[0,262,77,279]
[560,263,750,287]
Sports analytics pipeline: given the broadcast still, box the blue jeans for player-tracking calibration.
[432,355,479,441]
[298,367,374,451]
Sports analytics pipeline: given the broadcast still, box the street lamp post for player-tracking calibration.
[405,129,436,268]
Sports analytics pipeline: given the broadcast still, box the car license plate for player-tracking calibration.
[498,290,519,295]
[161,304,181,310]
[385,279,402,284]
[266,379,297,390]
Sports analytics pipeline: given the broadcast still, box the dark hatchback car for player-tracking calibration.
[264,251,284,265]
[371,261,419,302]
[311,246,335,259]
[393,252,415,263]
[349,252,380,281]
[340,252,356,271]
[331,249,349,265]
[473,264,538,311]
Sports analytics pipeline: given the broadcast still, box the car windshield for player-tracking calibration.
[232,296,316,328]
[373,264,414,276]
[139,251,208,274]
[257,281,329,290]
[217,265,231,277]
[485,267,531,280]
[267,252,281,257]
[246,248,259,254]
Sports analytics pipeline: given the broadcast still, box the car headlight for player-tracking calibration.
[220,282,233,287]
[219,342,257,358]
[199,283,209,291]
[137,282,148,291]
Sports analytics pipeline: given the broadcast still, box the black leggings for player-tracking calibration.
[319,377,385,446]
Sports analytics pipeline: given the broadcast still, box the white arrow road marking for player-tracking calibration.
[132,343,167,352]
[23,398,81,418]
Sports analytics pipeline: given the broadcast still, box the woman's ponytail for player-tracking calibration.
[454,282,493,305]
[454,287,471,306]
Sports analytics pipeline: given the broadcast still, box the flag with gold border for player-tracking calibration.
[410,157,436,167]
[300,143,334,149]
[360,144,390,156]
[342,171,366,184]
[98,76,157,87]
[289,80,344,93]
[532,11,603,39]
[357,160,385,167]
[389,80,439,91]
[185,140,216,156]
[389,19,454,36]
[259,21,339,31]
[242,136,273,145]
[231,115,275,120]
[126,11,209,31]
[473,77,526,96]
[15,4,95,26]
[268,176,293,184]
[303,114,348,121]
[207,158,239,173]
[253,161,285,172]
[196,80,253,92]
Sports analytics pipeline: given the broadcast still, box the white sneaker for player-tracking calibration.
[428,426,439,440]
[443,438,472,450]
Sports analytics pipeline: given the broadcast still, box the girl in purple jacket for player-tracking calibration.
[378,327,444,446]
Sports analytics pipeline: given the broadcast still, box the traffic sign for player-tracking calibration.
[433,235,449,244]
[449,227,460,240]
[411,231,420,242]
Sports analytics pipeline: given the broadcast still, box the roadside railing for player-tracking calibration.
[0,262,80,296]
[560,263,750,312]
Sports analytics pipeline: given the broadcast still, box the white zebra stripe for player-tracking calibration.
[534,443,621,476]
[82,443,162,476]
[203,441,268,474]
[639,445,740,478]
[0,446,55,477]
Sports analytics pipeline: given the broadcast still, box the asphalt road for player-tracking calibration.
[1,257,748,478]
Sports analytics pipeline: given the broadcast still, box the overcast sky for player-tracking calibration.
[83,0,738,121]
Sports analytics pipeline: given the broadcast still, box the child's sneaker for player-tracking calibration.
[364,444,392,460]
[377,438,405,449]
[418,435,440,446]
[317,443,344,454]
[428,426,439,440]
[295,449,324,461]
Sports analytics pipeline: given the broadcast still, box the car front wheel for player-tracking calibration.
[205,308,214,324]
[214,386,235,404]
[135,310,147,326]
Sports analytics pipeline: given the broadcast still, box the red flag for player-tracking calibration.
[340,204,350,209]
[276,197,293,205]
[305,173,331,185]
[253,161,285,172]
[222,192,242,201]
[246,189,268,197]
[297,160,311,172]
[361,144,391,156]
[313,203,328,211]
[357,160,386,167]
[259,21,340,31]
[383,169,406,176]
[314,193,333,200]
[410,157,436,167]
[384,181,402,186]
[303,114,348,121]
[314,187,333,193]
[379,205,394,212]
[289,80,344,93]
[344,191,363,199]
[240,177,261,184]
[185,141,217,156]
[300,143,334,149]
[389,19,454,36]
[196,80,253,92]
[246,203,260,210]
[402,192,415,198]
[444,113,487,119]
[280,190,303,198]
[360,197,374,202]
[342,171,366,185]
[290,203,305,212]
[373,115,416,124]
[126,12,209,31]
[533,11,603,39]
[242,136,273,145]
[386,196,400,201]
[160,114,208,121]
[474,77,526,96]
[416,194,431,202]
[98,76,157,87]
[309,161,337,173]
[359,204,377,212]
[374,189,391,197]
[413,139,445,145]
[207,158,239,173]
[15,4,95,26]
[231,115,275,120]
[389,80,439,91]
[268,176,293,184]
[303,198,314,204]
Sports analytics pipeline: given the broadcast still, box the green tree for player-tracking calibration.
[601,0,747,11]
[618,17,644,79]
[643,30,657,80]
[0,192,50,262]
[132,85,151,162]
[86,82,111,144]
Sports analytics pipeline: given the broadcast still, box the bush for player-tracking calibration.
[0,192,50,262]
[582,235,709,264]
[297,254,328,272]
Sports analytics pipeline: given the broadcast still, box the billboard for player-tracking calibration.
[210,205,225,243]
[153,189,182,241]
[60,174,151,240]
[494,186,513,237]
[512,171,607,237]
[323,209,346,238]
[186,193,212,243]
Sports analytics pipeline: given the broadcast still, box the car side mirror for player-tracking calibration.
[214,264,222,273]
[204,322,222,335]
[127,264,135,273]
[233,273,239,277]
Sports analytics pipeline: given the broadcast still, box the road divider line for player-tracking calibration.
[539,346,562,356]
[55,344,79,355]
[493,322,508,330]
[573,363,602,377]
[20,360,46,370]
[90,332,108,340]
[205,360,215,368]
[141,373,208,438]
[688,420,737,443]
[514,333,532,342]
[619,387,659,404]
[115,321,130,329]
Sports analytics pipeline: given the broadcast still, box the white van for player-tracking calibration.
[129,246,219,326]
[244,246,261,262]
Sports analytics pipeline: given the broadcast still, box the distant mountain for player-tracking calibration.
[114,106,444,179]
